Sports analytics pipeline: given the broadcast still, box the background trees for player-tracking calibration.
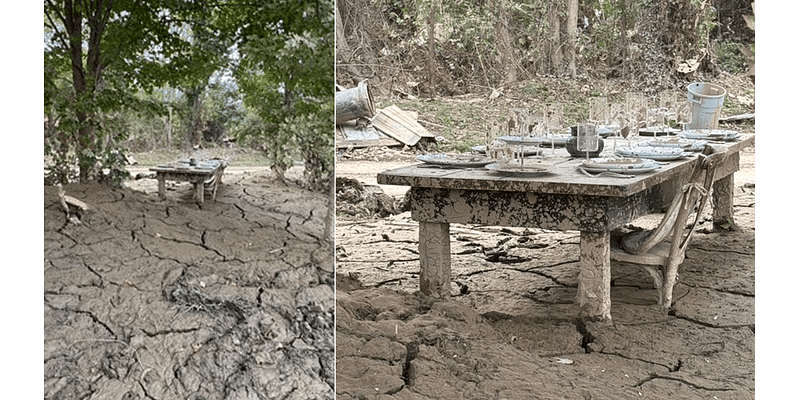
[44,0,334,191]
[335,0,755,96]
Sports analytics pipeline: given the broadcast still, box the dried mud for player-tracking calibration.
[335,145,755,399]
[44,171,334,399]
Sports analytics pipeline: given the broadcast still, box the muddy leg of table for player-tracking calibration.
[418,221,451,298]
[194,182,204,204]
[577,230,612,321]
[157,176,166,199]
[712,173,735,230]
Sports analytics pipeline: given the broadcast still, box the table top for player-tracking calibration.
[150,159,227,175]
[377,134,754,198]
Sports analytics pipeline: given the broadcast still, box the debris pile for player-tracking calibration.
[336,80,435,149]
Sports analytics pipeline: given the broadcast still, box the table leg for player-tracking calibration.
[194,182,204,204]
[418,221,451,298]
[577,230,612,321]
[157,178,166,199]
[712,173,735,229]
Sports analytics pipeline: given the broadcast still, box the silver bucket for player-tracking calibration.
[686,82,726,130]
[335,80,375,124]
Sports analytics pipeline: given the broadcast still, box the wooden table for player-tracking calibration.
[377,135,754,320]
[150,159,227,204]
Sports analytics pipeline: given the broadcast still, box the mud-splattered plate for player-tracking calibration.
[485,162,552,176]
[580,157,661,174]
[416,153,494,168]
[645,137,708,151]
[614,146,692,161]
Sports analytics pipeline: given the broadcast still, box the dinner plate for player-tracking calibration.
[471,145,543,156]
[416,154,493,167]
[615,146,691,161]
[678,130,741,141]
[485,162,551,176]
[645,137,708,151]
[580,157,661,174]
[497,135,545,146]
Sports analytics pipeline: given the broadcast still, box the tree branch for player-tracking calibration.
[44,0,71,52]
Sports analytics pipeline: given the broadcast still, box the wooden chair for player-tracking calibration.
[611,145,727,308]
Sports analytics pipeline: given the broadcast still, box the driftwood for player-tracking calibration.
[57,184,90,224]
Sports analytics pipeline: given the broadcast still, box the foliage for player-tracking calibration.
[44,1,335,192]
[43,0,225,184]
[231,0,335,190]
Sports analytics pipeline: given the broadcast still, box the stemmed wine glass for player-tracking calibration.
[626,92,647,147]
[545,103,563,157]
[609,102,626,154]
[675,99,693,132]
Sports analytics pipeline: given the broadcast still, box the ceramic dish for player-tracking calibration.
[678,130,741,141]
[416,153,494,167]
[614,146,691,161]
[485,162,551,176]
[645,137,708,151]
[579,157,661,174]
[497,135,545,146]
[471,145,542,156]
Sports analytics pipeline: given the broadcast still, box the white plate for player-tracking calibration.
[580,157,661,174]
[417,154,493,167]
[471,145,542,156]
[497,135,545,146]
[485,162,551,176]
[645,137,708,151]
[678,130,741,141]
[615,146,691,161]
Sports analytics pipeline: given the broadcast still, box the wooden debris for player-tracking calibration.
[371,105,434,146]
[57,184,89,224]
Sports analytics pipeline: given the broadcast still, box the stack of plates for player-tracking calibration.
[579,157,661,174]
[645,137,708,151]
[615,146,691,161]
[678,130,741,141]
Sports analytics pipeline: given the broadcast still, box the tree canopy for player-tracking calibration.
[44,0,334,190]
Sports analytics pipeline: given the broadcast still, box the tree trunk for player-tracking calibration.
[428,2,436,98]
[566,0,578,77]
[549,4,563,74]
[63,0,113,182]
[494,0,516,84]
[164,105,173,149]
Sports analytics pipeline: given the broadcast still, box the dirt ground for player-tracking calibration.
[334,138,755,399]
[44,167,335,399]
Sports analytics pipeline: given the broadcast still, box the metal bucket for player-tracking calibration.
[686,82,726,130]
[335,80,375,123]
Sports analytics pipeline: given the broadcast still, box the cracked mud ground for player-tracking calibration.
[335,146,755,399]
[44,172,334,399]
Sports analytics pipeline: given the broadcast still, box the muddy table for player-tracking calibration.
[377,135,754,320]
[150,158,227,204]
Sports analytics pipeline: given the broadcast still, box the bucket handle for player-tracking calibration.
[688,93,701,104]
